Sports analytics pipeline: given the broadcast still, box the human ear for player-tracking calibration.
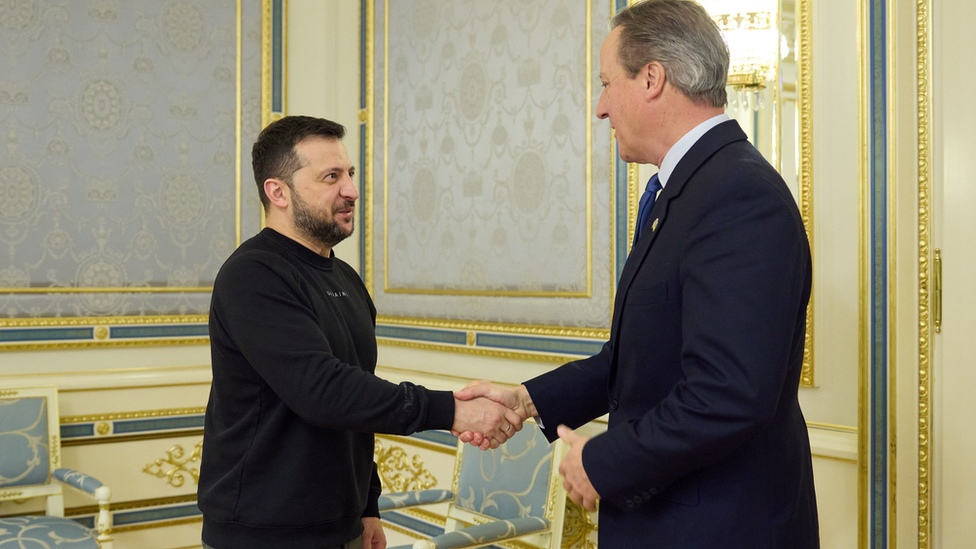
[264,178,289,208]
[643,61,666,100]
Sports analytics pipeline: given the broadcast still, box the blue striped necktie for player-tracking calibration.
[633,173,662,248]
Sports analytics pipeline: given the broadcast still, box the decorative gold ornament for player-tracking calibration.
[561,499,598,549]
[62,406,207,425]
[142,442,203,488]
[373,438,437,492]
[96,422,111,435]
[50,435,60,466]
[94,327,109,340]
[915,0,933,544]
[466,331,476,346]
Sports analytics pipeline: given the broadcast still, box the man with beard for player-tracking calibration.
[199,116,522,549]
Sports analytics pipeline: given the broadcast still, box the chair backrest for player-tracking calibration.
[450,421,564,528]
[0,386,61,494]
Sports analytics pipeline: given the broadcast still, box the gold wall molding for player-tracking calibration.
[0,315,209,351]
[0,339,210,352]
[806,421,857,433]
[62,430,204,447]
[1,287,210,294]
[261,0,288,128]
[377,364,512,386]
[377,316,609,340]
[0,315,207,328]
[67,494,198,515]
[142,442,204,488]
[798,0,815,387]
[915,0,933,545]
[562,499,598,549]
[364,0,375,295]
[61,382,209,393]
[109,516,202,534]
[61,407,206,425]
[261,0,272,128]
[812,453,858,465]
[626,161,639,255]
[378,338,575,364]
[857,0,871,543]
[374,439,438,492]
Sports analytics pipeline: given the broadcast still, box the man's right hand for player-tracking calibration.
[453,381,537,449]
[452,395,524,450]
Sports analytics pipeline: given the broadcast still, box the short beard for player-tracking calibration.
[291,188,354,249]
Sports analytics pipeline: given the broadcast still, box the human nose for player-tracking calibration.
[340,175,359,201]
[596,89,609,119]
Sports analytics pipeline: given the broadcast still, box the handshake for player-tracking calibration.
[450,380,537,450]
[449,379,601,511]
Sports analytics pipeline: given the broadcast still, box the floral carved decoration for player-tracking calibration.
[142,441,203,488]
[373,438,437,492]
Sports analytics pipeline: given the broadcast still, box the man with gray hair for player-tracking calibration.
[457,1,819,546]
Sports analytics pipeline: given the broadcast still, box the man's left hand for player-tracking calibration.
[557,425,600,512]
[362,516,386,549]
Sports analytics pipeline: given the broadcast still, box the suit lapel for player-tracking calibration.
[609,121,750,364]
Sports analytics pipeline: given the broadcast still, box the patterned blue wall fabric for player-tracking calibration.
[0,1,263,317]
[0,397,50,488]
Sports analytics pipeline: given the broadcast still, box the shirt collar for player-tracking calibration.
[657,113,729,188]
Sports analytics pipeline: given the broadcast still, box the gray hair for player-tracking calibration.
[611,0,729,107]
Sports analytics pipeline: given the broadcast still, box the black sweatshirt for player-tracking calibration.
[199,228,455,549]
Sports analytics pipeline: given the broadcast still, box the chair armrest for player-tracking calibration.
[378,489,454,511]
[412,516,550,549]
[52,468,112,545]
[52,468,109,501]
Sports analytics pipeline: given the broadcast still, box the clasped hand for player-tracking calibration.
[451,380,526,450]
[452,380,601,511]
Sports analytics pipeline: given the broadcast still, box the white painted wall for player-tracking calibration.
[930,0,976,546]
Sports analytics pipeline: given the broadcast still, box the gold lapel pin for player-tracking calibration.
[651,218,659,232]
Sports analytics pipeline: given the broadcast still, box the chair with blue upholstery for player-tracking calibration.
[0,386,113,548]
[380,421,566,549]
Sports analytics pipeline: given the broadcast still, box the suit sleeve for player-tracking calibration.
[581,174,809,506]
[524,341,613,442]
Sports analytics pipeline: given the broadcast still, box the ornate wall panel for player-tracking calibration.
[365,0,614,335]
[0,1,278,343]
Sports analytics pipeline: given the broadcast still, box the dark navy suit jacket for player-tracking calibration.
[525,120,819,548]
